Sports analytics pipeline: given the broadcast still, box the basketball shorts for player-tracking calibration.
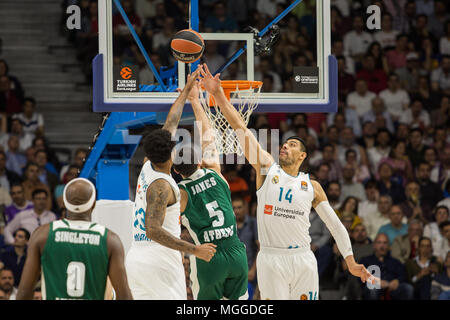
[125,244,187,300]
[257,246,319,300]
[189,242,249,300]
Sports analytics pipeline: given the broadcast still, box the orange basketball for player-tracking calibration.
[170,29,205,63]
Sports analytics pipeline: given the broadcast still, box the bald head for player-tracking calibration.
[63,178,96,216]
[65,180,94,205]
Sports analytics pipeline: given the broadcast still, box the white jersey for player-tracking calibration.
[126,161,186,300]
[256,163,314,249]
[131,160,181,247]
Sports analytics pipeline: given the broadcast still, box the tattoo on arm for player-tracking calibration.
[145,180,196,254]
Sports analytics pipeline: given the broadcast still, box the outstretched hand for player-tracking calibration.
[348,262,379,286]
[198,64,222,95]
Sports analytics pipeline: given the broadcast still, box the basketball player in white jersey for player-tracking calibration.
[199,64,376,300]
[125,69,217,300]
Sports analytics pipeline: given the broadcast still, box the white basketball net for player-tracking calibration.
[199,83,262,155]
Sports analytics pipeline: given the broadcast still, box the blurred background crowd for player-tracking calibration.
[1,0,450,300]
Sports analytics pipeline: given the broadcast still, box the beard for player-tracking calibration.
[328,194,339,202]
[279,155,295,167]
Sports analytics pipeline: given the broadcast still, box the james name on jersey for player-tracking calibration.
[189,176,217,195]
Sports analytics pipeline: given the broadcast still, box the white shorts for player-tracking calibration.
[256,246,319,300]
[125,244,187,300]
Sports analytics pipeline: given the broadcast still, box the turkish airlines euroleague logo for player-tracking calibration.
[120,67,133,79]
[264,205,273,215]
[114,65,139,92]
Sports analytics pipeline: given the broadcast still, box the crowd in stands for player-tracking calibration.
[0,11,90,298]
[2,0,450,300]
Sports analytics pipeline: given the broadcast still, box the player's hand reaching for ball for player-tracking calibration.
[199,64,222,96]
[187,81,201,102]
[183,68,202,93]
[194,243,217,262]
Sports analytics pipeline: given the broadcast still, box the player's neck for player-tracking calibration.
[151,162,171,175]
[66,212,91,222]
[280,163,301,177]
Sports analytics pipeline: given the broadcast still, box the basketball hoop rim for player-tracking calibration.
[218,80,263,90]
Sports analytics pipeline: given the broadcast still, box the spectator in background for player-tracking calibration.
[424,206,449,252]
[378,205,409,244]
[233,195,259,299]
[327,102,362,138]
[379,73,411,122]
[358,180,379,222]
[336,196,362,231]
[363,195,393,241]
[423,147,439,172]
[434,221,450,263]
[399,99,431,130]
[374,13,399,49]
[0,60,24,102]
[34,149,59,194]
[0,268,16,300]
[361,97,395,134]
[1,119,33,153]
[344,149,371,184]
[0,150,22,192]
[343,16,373,64]
[223,165,249,202]
[417,161,444,209]
[430,96,450,130]
[0,76,22,115]
[380,140,414,187]
[357,121,376,150]
[396,52,426,93]
[204,1,238,32]
[440,21,450,55]
[54,165,79,215]
[351,223,374,262]
[5,135,27,176]
[360,233,413,300]
[431,251,450,300]
[405,236,442,300]
[4,183,33,224]
[407,128,427,169]
[356,54,388,94]
[0,228,29,286]
[428,0,449,41]
[317,144,341,183]
[346,79,376,117]
[314,163,330,187]
[4,189,56,245]
[367,129,392,174]
[12,97,44,137]
[339,163,366,202]
[376,162,406,204]
[385,34,409,71]
[337,56,355,97]
[326,181,342,210]
[391,219,424,264]
[431,55,450,96]
[399,180,431,223]
[21,162,52,211]
[59,148,87,181]
[431,146,450,189]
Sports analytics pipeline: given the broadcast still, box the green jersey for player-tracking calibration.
[179,169,241,248]
[41,219,109,300]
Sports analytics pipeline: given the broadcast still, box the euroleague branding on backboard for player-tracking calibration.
[113,65,139,92]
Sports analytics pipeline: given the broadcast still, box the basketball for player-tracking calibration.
[170,29,205,63]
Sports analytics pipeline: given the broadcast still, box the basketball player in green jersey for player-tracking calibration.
[173,79,249,300]
[16,178,133,300]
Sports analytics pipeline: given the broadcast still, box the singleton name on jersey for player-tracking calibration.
[190,177,217,195]
[54,231,100,246]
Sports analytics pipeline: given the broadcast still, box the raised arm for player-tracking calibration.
[187,77,222,175]
[311,180,376,285]
[145,179,216,261]
[162,69,201,135]
[199,64,274,188]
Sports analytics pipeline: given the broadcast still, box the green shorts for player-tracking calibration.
[189,242,248,300]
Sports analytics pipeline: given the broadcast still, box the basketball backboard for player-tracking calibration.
[94,0,337,113]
